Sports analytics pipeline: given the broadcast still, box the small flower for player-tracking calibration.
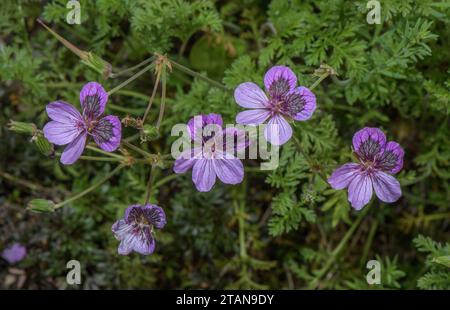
[328,127,404,210]
[173,113,247,192]
[112,204,167,255]
[43,82,122,165]
[234,65,316,145]
[2,243,26,264]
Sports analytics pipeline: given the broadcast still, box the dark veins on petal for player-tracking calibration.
[269,77,290,99]
[92,118,114,143]
[83,95,101,119]
[145,208,164,226]
[376,150,399,171]
[358,138,383,161]
[283,92,305,117]
[142,226,153,243]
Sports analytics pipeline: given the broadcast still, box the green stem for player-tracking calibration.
[308,205,371,289]
[107,63,155,96]
[142,69,161,124]
[156,65,167,130]
[108,103,145,115]
[122,140,153,158]
[360,219,378,266]
[110,57,155,78]
[56,152,123,162]
[153,174,180,189]
[55,165,124,209]
[170,59,228,91]
[144,165,156,205]
[86,145,124,159]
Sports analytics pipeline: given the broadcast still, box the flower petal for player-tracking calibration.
[236,109,270,125]
[112,219,134,241]
[264,65,297,96]
[131,227,156,255]
[377,141,404,174]
[222,127,250,154]
[234,82,269,108]
[214,157,244,185]
[192,159,216,192]
[264,114,293,145]
[173,147,202,173]
[187,114,223,141]
[352,127,386,161]
[46,101,83,123]
[43,121,83,145]
[292,86,317,121]
[328,163,361,190]
[80,82,108,119]
[143,205,167,229]
[348,173,373,210]
[91,115,121,152]
[1,243,26,264]
[372,171,402,203]
[60,132,87,165]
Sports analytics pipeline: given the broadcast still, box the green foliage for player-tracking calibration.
[413,235,450,289]
[1,0,449,290]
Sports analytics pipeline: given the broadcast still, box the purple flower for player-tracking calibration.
[2,243,26,264]
[112,204,167,255]
[173,113,246,192]
[234,65,316,145]
[43,82,122,165]
[328,127,404,210]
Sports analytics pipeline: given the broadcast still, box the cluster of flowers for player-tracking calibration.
[38,66,404,256]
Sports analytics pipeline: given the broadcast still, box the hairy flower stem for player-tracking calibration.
[156,65,167,130]
[121,140,153,158]
[142,69,161,124]
[309,72,330,91]
[144,165,156,205]
[170,59,228,91]
[55,152,123,162]
[110,56,155,78]
[107,63,155,96]
[86,145,124,160]
[233,180,249,281]
[54,164,125,209]
[308,204,371,289]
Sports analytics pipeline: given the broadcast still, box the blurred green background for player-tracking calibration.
[0,0,449,289]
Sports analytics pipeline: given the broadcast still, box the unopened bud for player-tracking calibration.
[81,52,113,79]
[32,133,54,157]
[27,199,55,213]
[7,120,37,135]
[140,124,160,142]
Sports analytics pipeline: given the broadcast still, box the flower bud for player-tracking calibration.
[27,199,55,213]
[32,133,54,157]
[140,124,160,142]
[7,120,37,135]
[82,52,113,79]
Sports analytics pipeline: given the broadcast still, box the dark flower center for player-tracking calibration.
[269,77,290,100]
[268,78,305,118]
[357,138,382,162]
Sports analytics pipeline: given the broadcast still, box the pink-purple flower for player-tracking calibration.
[173,113,247,192]
[43,82,121,165]
[328,127,404,210]
[2,243,26,264]
[234,65,316,145]
[112,204,167,255]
